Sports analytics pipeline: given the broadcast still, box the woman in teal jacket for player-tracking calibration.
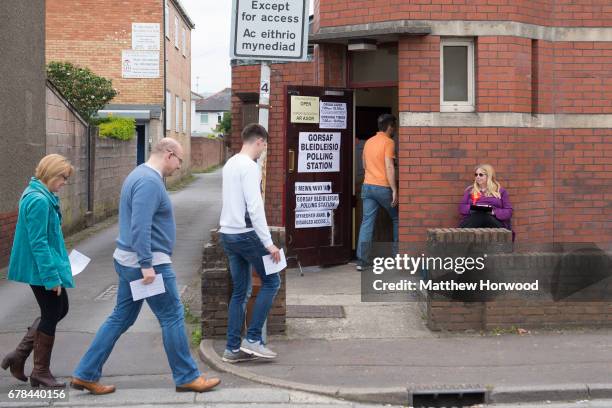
[2,154,74,388]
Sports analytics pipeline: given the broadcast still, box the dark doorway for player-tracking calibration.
[136,124,146,165]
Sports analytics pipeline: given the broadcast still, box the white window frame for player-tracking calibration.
[164,1,170,39]
[174,17,179,49]
[165,91,172,130]
[175,95,180,132]
[182,100,187,133]
[200,113,209,124]
[440,38,475,113]
[182,27,187,57]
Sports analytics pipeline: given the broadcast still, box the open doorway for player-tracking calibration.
[353,87,399,252]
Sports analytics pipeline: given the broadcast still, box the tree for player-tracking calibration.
[215,112,231,135]
[46,61,117,123]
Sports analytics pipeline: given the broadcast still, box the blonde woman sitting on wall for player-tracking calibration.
[458,164,513,231]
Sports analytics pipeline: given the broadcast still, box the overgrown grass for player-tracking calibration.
[183,301,202,347]
[167,174,196,192]
[192,164,222,174]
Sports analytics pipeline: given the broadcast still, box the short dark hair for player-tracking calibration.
[241,123,269,143]
[377,114,397,132]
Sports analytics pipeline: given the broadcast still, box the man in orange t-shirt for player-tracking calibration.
[356,114,399,271]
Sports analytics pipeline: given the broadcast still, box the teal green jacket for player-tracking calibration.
[8,178,74,290]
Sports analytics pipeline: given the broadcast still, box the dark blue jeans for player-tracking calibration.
[220,231,281,351]
[357,184,399,265]
[73,262,200,386]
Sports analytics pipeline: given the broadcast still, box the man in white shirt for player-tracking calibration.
[219,123,281,362]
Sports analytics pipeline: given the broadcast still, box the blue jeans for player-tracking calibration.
[220,231,280,351]
[357,184,399,265]
[73,261,200,386]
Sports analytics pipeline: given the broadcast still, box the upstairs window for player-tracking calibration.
[440,38,475,112]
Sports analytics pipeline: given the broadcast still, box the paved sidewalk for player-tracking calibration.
[200,265,612,406]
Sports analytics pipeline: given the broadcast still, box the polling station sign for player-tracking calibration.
[295,182,332,194]
[295,211,332,228]
[298,132,341,173]
[230,0,310,61]
[295,194,339,211]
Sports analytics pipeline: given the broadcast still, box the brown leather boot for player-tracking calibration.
[175,375,221,392]
[1,317,40,382]
[29,331,65,388]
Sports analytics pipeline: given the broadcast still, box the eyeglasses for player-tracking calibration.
[475,173,487,177]
[60,174,69,182]
[167,150,183,165]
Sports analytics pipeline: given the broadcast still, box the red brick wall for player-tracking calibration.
[397,127,555,243]
[317,0,610,29]
[191,137,226,171]
[553,42,612,114]
[0,211,18,268]
[477,37,532,113]
[231,61,316,226]
[46,0,164,105]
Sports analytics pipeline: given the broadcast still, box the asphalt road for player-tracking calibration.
[0,171,223,388]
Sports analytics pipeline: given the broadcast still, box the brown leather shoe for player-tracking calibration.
[1,318,40,382]
[175,375,220,393]
[70,377,116,395]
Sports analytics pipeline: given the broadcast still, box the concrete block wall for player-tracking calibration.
[46,84,89,234]
[92,135,137,222]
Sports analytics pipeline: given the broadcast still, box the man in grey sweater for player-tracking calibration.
[72,139,220,394]
[219,124,281,363]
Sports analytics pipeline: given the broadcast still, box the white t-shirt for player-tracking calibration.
[219,153,273,248]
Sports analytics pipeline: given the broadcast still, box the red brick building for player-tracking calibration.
[46,0,194,181]
[231,0,612,264]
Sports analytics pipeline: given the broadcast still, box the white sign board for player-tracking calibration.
[296,194,339,211]
[295,211,332,228]
[132,23,160,50]
[230,0,310,61]
[319,102,347,129]
[295,182,332,194]
[122,50,159,78]
[298,132,341,173]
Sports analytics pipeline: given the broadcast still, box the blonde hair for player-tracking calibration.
[35,154,74,184]
[471,164,502,199]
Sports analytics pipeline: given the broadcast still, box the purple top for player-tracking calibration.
[458,186,513,230]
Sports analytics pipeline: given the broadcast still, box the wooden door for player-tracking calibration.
[285,86,353,267]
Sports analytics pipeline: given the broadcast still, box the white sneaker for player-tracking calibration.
[240,339,277,359]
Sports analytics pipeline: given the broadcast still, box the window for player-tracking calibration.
[182,27,187,57]
[174,17,179,49]
[182,100,187,133]
[440,38,475,112]
[200,113,209,124]
[165,91,171,130]
[217,114,222,123]
[175,95,180,131]
[164,1,169,39]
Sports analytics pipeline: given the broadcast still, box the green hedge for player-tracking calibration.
[98,117,136,141]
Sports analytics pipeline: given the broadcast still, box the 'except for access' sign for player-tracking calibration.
[230,0,310,61]
[295,211,332,228]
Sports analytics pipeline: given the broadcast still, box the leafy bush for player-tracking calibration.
[215,112,231,135]
[98,117,136,141]
[47,61,117,123]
